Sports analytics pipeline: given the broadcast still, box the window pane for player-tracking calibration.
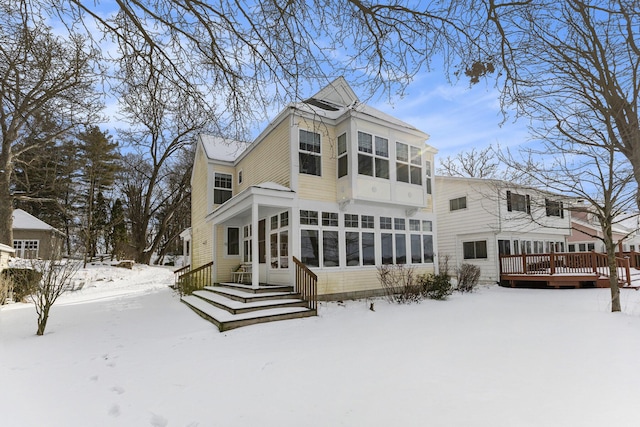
[397,163,409,183]
[394,218,405,230]
[380,217,392,230]
[396,142,408,162]
[423,235,434,263]
[214,172,232,189]
[381,233,393,264]
[410,146,422,165]
[323,231,339,267]
[409,219,420,231]
[395,234,406,264]
[425,160,432,177]
[300,129,320,153]
[358,131,373,153]
[227,227,240,255]
[375,137,388,157]
[214,189,232,204]
[362,215,374,228]
[301,229,319,267]
[358,153,373,176]
[463,242,475,259]
[338,155,348,178]
[338,133,347,155]
[476,241,488,258]
[280,211,289,227]
[300,210,318,225]
[422,220,432,232]
[362,232,375,265]
[299,153,321,176]
[375,158,389,179]
[270,215,278,230]
[280,231,289,268]
[345,214,359,228]
[322,212,338,227]
[411,234,422,263]
[410,165,422,185]
[270,233,278,267]
[346,231,360,266]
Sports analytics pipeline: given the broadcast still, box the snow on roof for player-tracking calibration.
[12,209,58,231]
[252,182,293,192]
[199,134,251,162]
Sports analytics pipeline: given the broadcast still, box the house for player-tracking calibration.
[12,209,65,259]
[435,176,572,284]
[568,209,640,253]
[185,77,438,301]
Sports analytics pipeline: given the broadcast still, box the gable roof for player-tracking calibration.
[199,134,250,162]
[12,209,63,235]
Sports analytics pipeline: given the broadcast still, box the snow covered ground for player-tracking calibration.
[1,263,640,427]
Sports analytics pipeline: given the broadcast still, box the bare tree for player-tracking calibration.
[487,1,640,207]
[29,257,81,335]
[503,137,636,312]
[438,145,500,178]
[0,5,102,246]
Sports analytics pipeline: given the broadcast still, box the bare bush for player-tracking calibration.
[456,263,481,293]
[377,264,421,304]
[28,258,81,335]
[419,273,453,300]
[0,272,12,304]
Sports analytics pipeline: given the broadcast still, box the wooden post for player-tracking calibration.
[591,251,597,274]
[522,253,527,274]
[550,252,556,275]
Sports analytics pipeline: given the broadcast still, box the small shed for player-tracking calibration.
[12,209,65,259]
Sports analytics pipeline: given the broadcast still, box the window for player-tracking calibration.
[357,132,389,179]
[243,225,252,262]
[362,232,375,265]
[425,160,432,194]
[338,133,348,178]
[227,227,240,256]
[568,244,576,252]
[361,215,374,229]
[300,210,318,225]
[498,240,511,255]
[345,214,359,228]
[394,218,405,230]
[513,240,520,255]
[395,234,406,264]
[449,196,467,211]
[238,170,243,184]
[409,219,421,231]
[411,234,422,263]
[323,231,339,267]
[322,212,338,227]
[299,129,321,176]
[395,142,422,185]
[507,191,530,213]
[463,241,488,259]
[422,235,434,263]
[382,233,393,264]
[545,199,564,217]
[380,217,392,230]
[346,231,360,266]
[422,220,432,232]
[269,215,288,269]
[13,240,39,258]
[280,211,289,227]
[214,172,232,204]
[301,229,319,267]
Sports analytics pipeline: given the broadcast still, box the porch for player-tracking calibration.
[499,251,640,289]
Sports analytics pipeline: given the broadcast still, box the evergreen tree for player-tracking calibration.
[107,198,128,261]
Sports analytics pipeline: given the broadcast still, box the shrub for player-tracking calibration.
[419,273,453,300]
[0,268,42,302]
[0,273,12,304]
[456,263,481,293]
[377,264,422,303]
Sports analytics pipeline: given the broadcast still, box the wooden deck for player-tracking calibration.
[499,251,640,289]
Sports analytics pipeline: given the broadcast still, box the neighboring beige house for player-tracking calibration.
[12,209,65,259]
[435,176,572,284]
[186,77,438,300]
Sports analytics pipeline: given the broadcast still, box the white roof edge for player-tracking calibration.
[0,242,15,253]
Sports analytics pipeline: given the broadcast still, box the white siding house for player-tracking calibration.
[435,176,572,284]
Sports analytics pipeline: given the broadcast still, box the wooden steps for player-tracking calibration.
[181,283,316,331]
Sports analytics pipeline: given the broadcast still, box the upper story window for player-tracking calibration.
[345,214,359,228]
[507,190,530,213]
[214,172,233,204]
[357,132,389,179]
[361,215,375,228]
[449,196,467,211]
[322,212,338,227]
[380,216,392,230]
[396,142,422,185]
[238,170,243,185]
[545,199,564,218]
[300,210,318,225]
[299,129,321,176]
[338,133,348,178]
[425,160,432,194]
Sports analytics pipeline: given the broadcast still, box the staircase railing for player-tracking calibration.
[293,256,317,311]
[174,264,191,286]
[176,262,213,295]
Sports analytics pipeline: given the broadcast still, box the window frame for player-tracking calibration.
[213,172,233,205]
[299,129,322,176]
[449,196,467,211]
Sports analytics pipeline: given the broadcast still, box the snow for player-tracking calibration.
[12,208,60,231]
[1,264,640,426]
[199,134,250,162]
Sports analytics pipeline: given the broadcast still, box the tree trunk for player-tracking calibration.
[36,307,50,336]
[0,158,14,247]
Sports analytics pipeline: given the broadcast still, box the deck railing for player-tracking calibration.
[175,262,213,295]
[293,256,317,311]
[499,252,631,286]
